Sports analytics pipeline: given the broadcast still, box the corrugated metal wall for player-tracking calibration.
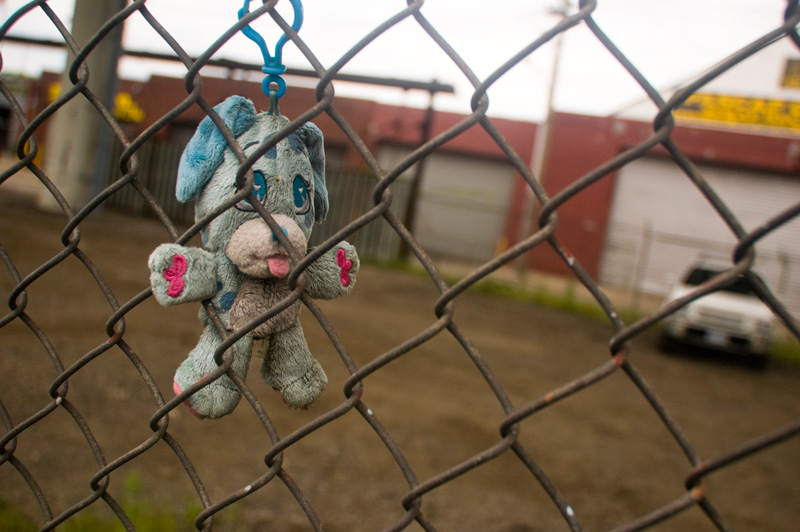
[104,138,412,263]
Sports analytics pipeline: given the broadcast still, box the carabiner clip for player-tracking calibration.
[238,0,304,100]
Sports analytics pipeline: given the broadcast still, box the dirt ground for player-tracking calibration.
[1,193,799,532]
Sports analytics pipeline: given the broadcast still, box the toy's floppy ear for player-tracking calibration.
[176,96,257,203]
[296,122,328,222]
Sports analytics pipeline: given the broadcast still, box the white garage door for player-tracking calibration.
[379,147,516,262]
[599,157,800,315]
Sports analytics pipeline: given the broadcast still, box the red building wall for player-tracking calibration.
[518,112,800,278]
[32,72,537,174]
[30,72,798,279]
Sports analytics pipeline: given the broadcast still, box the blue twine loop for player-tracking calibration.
[237,0,304,100]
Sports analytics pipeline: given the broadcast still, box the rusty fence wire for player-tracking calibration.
[1,1,800,531]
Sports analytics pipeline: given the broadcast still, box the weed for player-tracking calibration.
[770,336,800,365]
[1,473,206,532]
[0,497,38,532]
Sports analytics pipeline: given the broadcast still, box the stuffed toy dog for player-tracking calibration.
[148,96,358,419]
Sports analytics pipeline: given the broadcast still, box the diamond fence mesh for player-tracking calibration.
[1,1,800,531]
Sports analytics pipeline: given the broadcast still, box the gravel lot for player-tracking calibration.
[1,195,799,531]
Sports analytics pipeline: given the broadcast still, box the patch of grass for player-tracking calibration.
[0,497,38,532]
[375,258,644,325]
[1,473,207,532]
[470,276,638,323]
[770,336,800,365]
[69,473,204,532]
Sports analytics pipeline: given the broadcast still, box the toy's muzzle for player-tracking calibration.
[226,214,308,279]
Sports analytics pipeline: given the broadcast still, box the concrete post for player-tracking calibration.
[38,0,125,213]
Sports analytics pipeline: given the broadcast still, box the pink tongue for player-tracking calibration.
[267,255,290,278]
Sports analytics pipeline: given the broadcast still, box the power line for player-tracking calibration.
[2,34,455,94]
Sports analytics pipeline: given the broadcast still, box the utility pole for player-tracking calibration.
[38,0,125,213]
[517,0,570,277]
[400,88,437,260]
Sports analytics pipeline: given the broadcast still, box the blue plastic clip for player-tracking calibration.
[238,0,304,100]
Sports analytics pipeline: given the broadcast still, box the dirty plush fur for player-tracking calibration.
[148,96,358,419]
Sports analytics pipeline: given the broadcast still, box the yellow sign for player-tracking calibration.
[675,93,800,131]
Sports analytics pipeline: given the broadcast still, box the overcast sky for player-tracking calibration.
[0,0,796,121]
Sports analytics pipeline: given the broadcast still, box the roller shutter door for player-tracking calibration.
[599,157,800,315]
[379,147,516,262]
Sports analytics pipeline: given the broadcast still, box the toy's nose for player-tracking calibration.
[271,227,289,242]
[226,214,309,279]
[262,214,305,249]
[229,214,307,255]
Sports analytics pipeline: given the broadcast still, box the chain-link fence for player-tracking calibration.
[2,1,800,531]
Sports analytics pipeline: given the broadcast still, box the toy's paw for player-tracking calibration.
[334,241,359,289]
[173,370,242,420]
[304,241,359,300]
[148,244,218,306]
[278,359,328,408]
[172,329,252,419]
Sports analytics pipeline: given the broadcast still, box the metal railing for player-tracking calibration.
[1,1,799,531]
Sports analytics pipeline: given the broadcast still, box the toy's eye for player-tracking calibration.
[235,170,268,212]
[293,175,311,215]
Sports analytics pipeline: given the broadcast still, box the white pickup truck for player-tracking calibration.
[660,262,776,364]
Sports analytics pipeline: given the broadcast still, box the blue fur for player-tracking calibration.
[288,132,305,154]
[176,96,257,203]
[297,123,328,221]
[219,291,237,311]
